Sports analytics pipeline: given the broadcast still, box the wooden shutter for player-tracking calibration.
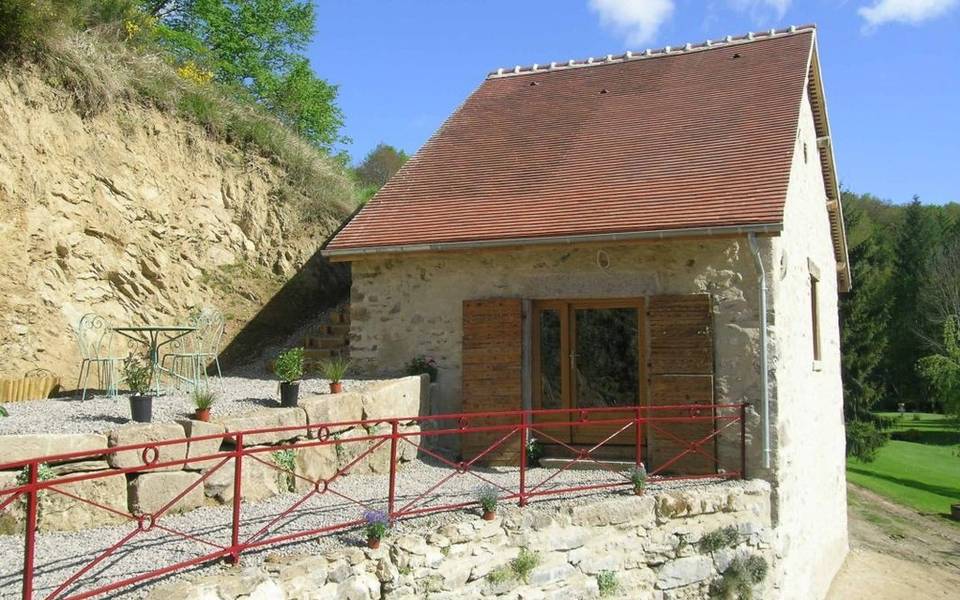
[647,294,716,475]
[461,298,523,465]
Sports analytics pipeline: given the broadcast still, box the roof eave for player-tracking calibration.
[806,32,852,293]
[322,222,784,262]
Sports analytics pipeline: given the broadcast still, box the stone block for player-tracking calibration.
[0,469,131,533]
[294,443,340,492]
[656,556,713,589]
[108,423,187,472]
[203,446,283,503]
[569,495,655,527]
[49,460,111,476]
[218,408,307,446]
[177,419,227,472]
[300,392,363,436]
[0,433,107,466]
[527,558,577,587]
[128,471,204,515]
[361,375,425,421]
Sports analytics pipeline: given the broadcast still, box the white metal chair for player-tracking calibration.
[76,313,123,401]
[162,308,226,390]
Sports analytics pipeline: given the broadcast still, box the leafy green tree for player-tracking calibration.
[148,0,345,149]
[840,196,892,420]
[355,143,408,189]
[918,316,960,420]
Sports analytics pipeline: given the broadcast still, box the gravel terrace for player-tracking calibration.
[0,373,374,436]
[0,460,740,600]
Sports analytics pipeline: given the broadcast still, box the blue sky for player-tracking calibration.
[309,0,959,205]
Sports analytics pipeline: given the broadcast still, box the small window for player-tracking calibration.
[810,272,821,363]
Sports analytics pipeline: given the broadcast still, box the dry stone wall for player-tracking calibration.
[0,376,427,534]
[148,480,774,600]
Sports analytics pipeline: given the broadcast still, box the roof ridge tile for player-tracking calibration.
[488,24,815,79]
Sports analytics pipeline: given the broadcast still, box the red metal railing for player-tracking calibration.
[0,402,748,599]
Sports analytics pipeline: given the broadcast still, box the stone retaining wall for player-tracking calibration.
[149,480,774,599]
[0,375,428,534]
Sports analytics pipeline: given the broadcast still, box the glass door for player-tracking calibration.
[532,299,645,446]
[570,303,642,445]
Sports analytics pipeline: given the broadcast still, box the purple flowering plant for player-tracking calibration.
[363,510,390,540]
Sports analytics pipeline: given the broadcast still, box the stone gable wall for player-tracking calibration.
[765,89,849,598]
[150,480,774,600]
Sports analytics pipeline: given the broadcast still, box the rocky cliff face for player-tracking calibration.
[0,68,352,384]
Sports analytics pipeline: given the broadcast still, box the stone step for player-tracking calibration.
[537,457,638,472]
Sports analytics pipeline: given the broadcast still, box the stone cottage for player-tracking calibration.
[324,26,849,599]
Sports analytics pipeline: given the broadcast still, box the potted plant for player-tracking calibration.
[321,355,351,394]
[627,464,647,496]
[274,347,304,407]
[406,355,438,383]
[477,485,499,520]
[192,388,216,422]
[123,356,153,423]
[363,510,389,549]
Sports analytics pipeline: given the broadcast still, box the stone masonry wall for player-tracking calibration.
[0,376,428,534]
[765,89,849,598]
[150,479,774,600]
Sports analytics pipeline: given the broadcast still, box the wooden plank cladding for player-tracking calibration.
[461,298,523,464]
[647,294,716,475]
[648,374,716,475]
[648,294,714,375]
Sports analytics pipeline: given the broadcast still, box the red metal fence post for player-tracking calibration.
[740,404,747,480]
[388,419,399,519]
[21,461,38,600]
[229,433,244,564]
[518,411,527,507]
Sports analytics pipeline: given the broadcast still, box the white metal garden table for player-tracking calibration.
[112,325,196,395]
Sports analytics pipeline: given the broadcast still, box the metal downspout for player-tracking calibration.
[748,234,771,470]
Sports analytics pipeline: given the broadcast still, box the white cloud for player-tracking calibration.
[589,0,675,45]
[859,0,959,26]
[729,0,791,19]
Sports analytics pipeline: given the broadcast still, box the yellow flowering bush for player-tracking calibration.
[177,61,214,85]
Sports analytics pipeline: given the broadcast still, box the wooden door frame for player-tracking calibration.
[531,298,647,446]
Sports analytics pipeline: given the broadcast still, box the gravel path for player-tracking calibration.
[0,458,740,599]
[0,375,373,436]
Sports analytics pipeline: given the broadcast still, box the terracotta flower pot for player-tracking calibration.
[367,537,381,549]
[634,487,645,496]
[330,381,343,394]
[482,510,496,521]
[194,408,210,422]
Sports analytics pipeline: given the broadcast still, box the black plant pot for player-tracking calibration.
[280,381,300,407]
[129,394,153,423]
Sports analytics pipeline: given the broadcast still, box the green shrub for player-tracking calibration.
[320,356,351,383]
[405,355,438,382]
[510,548,539,582]
[122,356,153,395]
[192,388,217,410]
[270,449,296,491]
[845,420,889,463]
[0,405,7,417]
[525,436,543,467]
[274,348,304,383]
[476,485,498,513]
[597,571,619,596]
[627,464,647,493]
[486,566,512,585]
[700,526,739,553]
[711,555,768,600]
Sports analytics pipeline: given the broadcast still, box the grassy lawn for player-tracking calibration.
[846,412,960,518]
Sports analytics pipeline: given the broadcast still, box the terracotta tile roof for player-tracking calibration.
[326,27,818,255]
